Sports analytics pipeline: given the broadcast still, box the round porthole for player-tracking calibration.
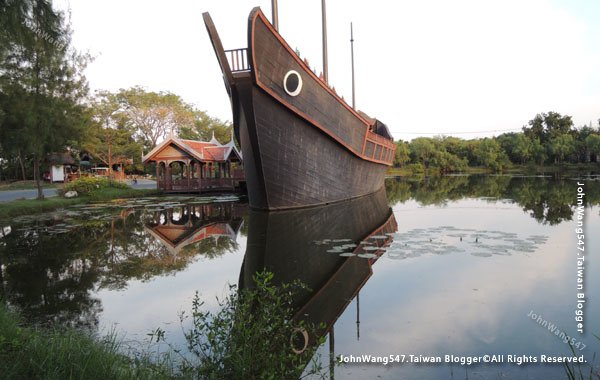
[290,327,309,354]
[283,70,302,96]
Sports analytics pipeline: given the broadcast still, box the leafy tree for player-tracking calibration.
[572,126,599,163]
[511,133,533,164]
[409,137,436,168]
[530,138,547,165]
[113,86,195,150]
[430,150,468,173]
[83,91,141,176]
[0,0,89,198]
[523,111,573,144]
[585,134,600,162]
[549,133,575,163]
[439,136,468,159]
[393,140,410,167]
[473,138,508,172]
[178,109,233,144]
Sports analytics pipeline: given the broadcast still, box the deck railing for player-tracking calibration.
[225,48,250,72]
[158,177,242,192]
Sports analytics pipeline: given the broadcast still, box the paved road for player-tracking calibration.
[0,179,157,203]
[0,188,58,203]
[129,178,157,190]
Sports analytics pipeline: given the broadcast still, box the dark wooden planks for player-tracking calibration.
[249,87,387,209]
[251,10,370,158]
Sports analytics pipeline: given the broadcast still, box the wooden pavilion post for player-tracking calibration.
[156,162,161,190]
[196,161,202,189]
[186,160,191,190]
[166,163,172,190]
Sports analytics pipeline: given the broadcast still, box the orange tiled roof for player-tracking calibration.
[143,136,241,164]
[181,139,231,161]
[203,146,229,161]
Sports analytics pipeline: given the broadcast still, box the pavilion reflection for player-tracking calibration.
[144,202,246,256]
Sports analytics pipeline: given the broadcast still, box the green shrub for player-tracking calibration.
[150,271,325,379]
[62,177,129,196]
[406,163,425,174]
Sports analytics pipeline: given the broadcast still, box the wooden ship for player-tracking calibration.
[239,188,397,368]
[203,7,396,210]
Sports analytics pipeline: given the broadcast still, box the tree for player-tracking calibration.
[393,140,410,167]
[511,133,533,164]
[549,134,575,163]
[473,138,508,172]
[113,87,195,150]
[0,0,89,198]
[530,138,547,166]
[178,110,233,144]
[83,92,141,176]
[585,134,600,162]
[523,111,573,144]
[409,137,436,168]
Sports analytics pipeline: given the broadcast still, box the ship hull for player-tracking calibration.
[235,79,388,210]
[204,8,395,210]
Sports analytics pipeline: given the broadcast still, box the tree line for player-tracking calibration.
[0,0,230,198]
[394,112,600,173]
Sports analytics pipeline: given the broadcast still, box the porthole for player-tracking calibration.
[290,327,309,354]
[283,70,302,96]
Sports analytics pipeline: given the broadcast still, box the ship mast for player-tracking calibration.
[350,22,355,109]
[322,0,328,83]
[271,0,279,30]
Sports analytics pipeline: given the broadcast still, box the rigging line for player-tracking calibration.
[400,128,522,135]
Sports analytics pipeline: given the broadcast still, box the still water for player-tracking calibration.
[0,175,599,379]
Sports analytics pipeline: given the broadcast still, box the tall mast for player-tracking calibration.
[271,0,279,30]
[322,0,328,83]
[350,22,355,109]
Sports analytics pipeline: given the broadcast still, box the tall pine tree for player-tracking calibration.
[0,0,89,198]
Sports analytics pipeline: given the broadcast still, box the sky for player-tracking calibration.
[53,0,600,141]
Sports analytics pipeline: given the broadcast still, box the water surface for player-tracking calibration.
[0,175,599,379]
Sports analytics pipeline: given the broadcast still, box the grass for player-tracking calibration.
[386,166,490,177]
[0,302,171,380]
[0,272,326,379]
[565,335,600,380]
[0,187,159,220]
[386,162,600,178]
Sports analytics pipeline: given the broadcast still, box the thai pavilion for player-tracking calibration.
[142,133,244,193]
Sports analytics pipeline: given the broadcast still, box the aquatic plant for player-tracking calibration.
[150,271,326,379]
[564,335,600,380]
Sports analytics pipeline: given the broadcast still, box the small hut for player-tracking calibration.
[46,153,77,183]
[142,134,244,193]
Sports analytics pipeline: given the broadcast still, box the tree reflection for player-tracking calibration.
[0,201,247,329]
[385,175,600,225]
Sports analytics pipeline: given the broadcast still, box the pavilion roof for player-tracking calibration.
[142,134,242,164]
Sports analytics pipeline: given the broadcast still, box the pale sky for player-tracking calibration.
[55,0,600,141]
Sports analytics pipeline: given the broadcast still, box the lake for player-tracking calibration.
[0,175,599,379]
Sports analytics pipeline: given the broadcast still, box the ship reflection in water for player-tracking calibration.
[239,187,397,375]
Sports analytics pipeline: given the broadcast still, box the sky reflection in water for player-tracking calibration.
[0,176,598,379]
